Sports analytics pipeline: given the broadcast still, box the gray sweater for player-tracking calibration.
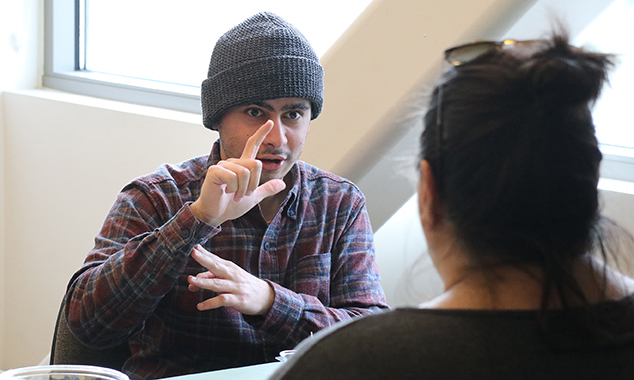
[269,294,634,379]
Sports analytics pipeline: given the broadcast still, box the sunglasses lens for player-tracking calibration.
[445,42,497,66]
[504,40,546,55]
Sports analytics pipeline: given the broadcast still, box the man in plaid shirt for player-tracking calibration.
[64,11,388,380]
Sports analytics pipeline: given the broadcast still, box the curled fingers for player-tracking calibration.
[223,158,262,197]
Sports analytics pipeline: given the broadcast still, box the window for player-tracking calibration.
[84,0,371,87]
[574,0,634,182]
[43,0,371,114]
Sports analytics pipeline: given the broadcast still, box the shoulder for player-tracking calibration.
[278,308,533,372]
[297,161,365,200]
[298,161,358,187]
[273,305,634,380]
[306,308,441,341]
[271,309,438,379]
[126,156,208,190]
[292,309,442,360]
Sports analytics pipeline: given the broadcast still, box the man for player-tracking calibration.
[64,11,388,380]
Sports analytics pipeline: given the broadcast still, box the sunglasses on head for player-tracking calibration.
[433,39,544,184]
[444,39,544,66]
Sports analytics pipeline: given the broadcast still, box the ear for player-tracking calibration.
[418,160,443,229]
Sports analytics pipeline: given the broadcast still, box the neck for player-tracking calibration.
[424,263,546,310]
[423,219,561,310]
[258,173,293,222]
[422,251,634,311]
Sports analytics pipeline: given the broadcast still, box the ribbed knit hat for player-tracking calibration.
[201,12,324,130]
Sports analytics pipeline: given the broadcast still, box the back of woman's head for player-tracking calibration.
[421,30,616,303]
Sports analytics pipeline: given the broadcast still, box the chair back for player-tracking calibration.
[50,300,131,371]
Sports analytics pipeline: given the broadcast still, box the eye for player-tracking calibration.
[246,108,263,118]
[285,110,302,120]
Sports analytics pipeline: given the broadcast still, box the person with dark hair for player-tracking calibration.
[268,30,634,380]
[62,12,388,380]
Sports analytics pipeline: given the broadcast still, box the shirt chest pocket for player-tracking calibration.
[287,252,332,305]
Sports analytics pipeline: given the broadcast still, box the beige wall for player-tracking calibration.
[2,91,216,368]
[1,0,41,368]
[0,97,4,368]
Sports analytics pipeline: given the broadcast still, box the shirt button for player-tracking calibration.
[288,210,295,217]
[263,241,271,250]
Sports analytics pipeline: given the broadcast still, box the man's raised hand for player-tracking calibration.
[190,120,286,227]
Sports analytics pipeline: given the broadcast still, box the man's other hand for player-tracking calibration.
[187,245,275,316]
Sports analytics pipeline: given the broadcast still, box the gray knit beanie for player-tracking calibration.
[201,12,324,130]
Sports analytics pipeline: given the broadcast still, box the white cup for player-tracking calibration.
[275,350,297,362]
[0,365,129,380]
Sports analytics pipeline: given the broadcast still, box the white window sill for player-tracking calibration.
[10,88,203,126]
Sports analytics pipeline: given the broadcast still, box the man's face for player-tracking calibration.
[217,97,312,185]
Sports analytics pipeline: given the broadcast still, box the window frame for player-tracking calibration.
[43,0,202,114]
[601,150,634,183]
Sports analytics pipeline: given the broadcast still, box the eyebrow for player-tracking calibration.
[281,102,310,111]
[251,101,310,112]
[251,101,275,112]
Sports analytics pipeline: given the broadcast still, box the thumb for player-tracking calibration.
[252,179,286,203]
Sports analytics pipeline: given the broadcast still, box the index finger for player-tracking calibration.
[191,245,231,277]
[241,120,274,160]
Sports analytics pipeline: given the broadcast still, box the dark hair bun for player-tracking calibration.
[420,28,612,289]
[523,33,616,107]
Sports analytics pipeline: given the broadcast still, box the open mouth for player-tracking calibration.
[260,159,282,165]
[259,158,284,171]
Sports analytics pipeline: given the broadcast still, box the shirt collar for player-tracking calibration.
[283,164,300,220]
[206,140,222,167]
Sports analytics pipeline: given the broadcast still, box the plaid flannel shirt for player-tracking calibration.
[65,140,388,380]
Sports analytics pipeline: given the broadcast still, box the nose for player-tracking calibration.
[263,117,287,149]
